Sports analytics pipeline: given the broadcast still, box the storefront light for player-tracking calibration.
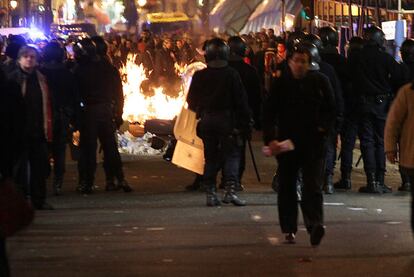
[10,0,18,10]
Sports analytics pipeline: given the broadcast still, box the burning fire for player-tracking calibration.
[120,54,206,124]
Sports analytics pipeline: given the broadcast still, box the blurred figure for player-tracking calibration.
[384,82,414,232]
[41,42,78,195]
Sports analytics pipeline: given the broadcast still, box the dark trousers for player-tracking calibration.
[325,134,337,176]
[277,151,325,234]
[0,238,9,277]
[52,141,66,182]
[358,112,386,174]
[202,135,241,189]
[78,105,124,186]
[339,115,358,174]
[401,167,414,232]
[14,140,48,208]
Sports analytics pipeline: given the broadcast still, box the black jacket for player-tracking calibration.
[263,70,336,156]
[41,62,78,140]
[318,61,344,131]
[348,45,406,97]
[0,69,25,178]
[73,58,124,124]
[228,56,262,129]
[187,62,252,136]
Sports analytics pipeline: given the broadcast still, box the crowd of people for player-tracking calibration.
[1,24,414,275]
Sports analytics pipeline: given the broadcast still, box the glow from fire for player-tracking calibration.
[120,54,206,124]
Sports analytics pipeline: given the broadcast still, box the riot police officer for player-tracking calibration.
[227,36,262,190]
[186,38,252,207]
[41,42,78,195]
[335,37,364,190]
[302,36,344,194]
[349,26,406,193]
[73,38,131,194]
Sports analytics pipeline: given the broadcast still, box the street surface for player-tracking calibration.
[7,134,414,277]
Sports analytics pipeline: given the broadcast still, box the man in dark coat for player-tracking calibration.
[8,46,54,210]
[262,43,336,246]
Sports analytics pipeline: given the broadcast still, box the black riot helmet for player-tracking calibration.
[227,36,247,57]
[401,39,414,64]
[286,31,306,52]
[73,38,97,62]
[91,36,109,57]
[204,38,230,63]
[318,26,339,47]
[347,36,364,55]
[298,41,321,71]
[303,33,323,51]
[363,26,385,48]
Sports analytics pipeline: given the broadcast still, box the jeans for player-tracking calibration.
[202,134,241,189]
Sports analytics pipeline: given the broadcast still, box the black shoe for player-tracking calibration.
[380,184,392,193]
[285,233,296,244]
[118,180,133,193]
[78,182,93,195]
[206,187,221,207]
[359,173,380,193]
[323,175,334,194]
[36,202,55,210]
[53,180,63,196]
[105,182,120,192]
[358,185,381,193]
[222,182,246,206]
[310,224,325,247]
[334,179,352,190]
[398,183,411,192]
[235,183,244,192]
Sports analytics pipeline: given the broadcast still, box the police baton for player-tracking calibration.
[247,139,261,183]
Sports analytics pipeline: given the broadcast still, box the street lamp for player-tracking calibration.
[137,0,147,7]
[10,0,18,10]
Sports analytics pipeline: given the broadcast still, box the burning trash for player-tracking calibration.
[117,54,206,156]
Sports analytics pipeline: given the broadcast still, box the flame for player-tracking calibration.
[120,54,206,125]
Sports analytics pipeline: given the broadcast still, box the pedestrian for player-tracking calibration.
[262,43,336,245]
[8,45,54,210]
[384,81,414,232]
[186,38,252,207]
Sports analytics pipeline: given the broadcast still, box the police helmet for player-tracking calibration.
[318,27,339,47]
[401,39,414,64]
[228,36,247,57]
[91,36,109,57]
[204,38,229,62]
[297,41,321,71]
[43,42,65,63]
[73,38,97,61]
[363,26,385,48]
[303,33,323,50]
[286,31,306,52]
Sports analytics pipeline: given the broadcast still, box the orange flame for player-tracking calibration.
[120,54,206,125]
